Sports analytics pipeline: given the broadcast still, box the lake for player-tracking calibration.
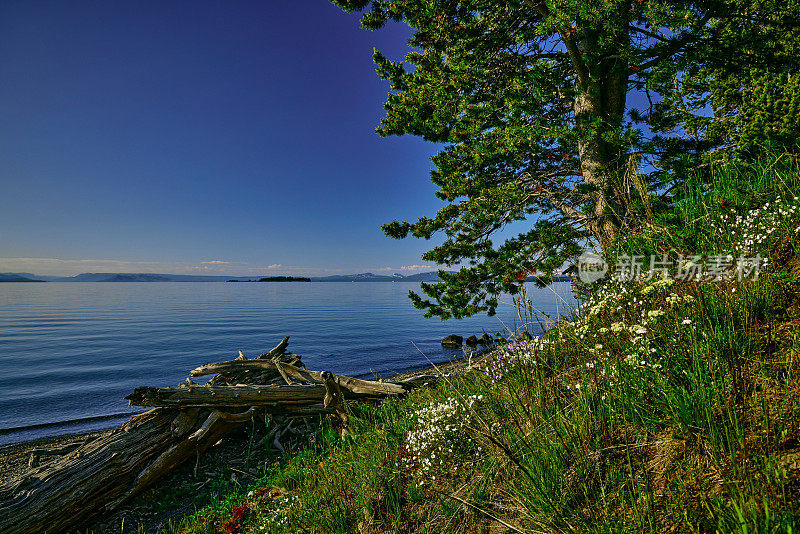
[0,281,576,446]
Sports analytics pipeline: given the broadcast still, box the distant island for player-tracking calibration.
[228,276,311,282]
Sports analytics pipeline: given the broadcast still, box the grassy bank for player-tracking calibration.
[171,156,800,533]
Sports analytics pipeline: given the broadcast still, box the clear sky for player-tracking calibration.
[0,0,446,276]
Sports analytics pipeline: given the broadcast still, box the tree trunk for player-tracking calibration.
[573,14,631,252]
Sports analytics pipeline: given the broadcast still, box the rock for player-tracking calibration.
[465,335,478,347]
[441,334,463,347]
[477,333,493,345]
[517,331,533,341]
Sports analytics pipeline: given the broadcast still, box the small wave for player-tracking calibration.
[0,411,140,435]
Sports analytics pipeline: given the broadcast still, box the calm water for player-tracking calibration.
[0,282,576,446]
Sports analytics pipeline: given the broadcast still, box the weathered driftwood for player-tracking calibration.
[107,408,252,509]
[126,384,328,408]
[257,335,290,359]
[0,407,241,534]
[0,338,294,534]
[190,360,408,396]
[208,336,299,387]
[322,371,349,436]
[27,440,89,468]
[273,358,295,385]
[0,337,417,534]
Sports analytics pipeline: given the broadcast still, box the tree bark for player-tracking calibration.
[571,12,631,252]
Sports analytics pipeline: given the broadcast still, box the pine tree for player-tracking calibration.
[650,0,800,166]
[332,0,798,318]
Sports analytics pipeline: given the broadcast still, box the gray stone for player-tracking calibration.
[441,334,463,347]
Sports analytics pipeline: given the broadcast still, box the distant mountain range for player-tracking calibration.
[0,273,46,282]
[0,271,445,283]
[1,271,574,283]
[57,273,247,282]
[0,272,251,282]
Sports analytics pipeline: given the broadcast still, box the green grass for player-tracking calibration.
[171,155,800,533]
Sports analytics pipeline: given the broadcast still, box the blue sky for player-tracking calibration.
[0,0,446,276]
[0,1,659,277]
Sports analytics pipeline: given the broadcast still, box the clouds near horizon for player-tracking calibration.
[0,257,438,277]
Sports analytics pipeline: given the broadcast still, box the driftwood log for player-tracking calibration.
[322,371,349,436]
[126,384,329,408]
[0,408,239,534]
[0,337,418,534]
[190,359,409,396]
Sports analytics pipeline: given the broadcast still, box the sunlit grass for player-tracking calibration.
[172,156,800,533]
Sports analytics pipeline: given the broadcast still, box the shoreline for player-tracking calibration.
[0,350,484,485]
[0,351,487,533]
[0,350,482,451]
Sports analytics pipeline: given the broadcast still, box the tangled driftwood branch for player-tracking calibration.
[0,337,421,534]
